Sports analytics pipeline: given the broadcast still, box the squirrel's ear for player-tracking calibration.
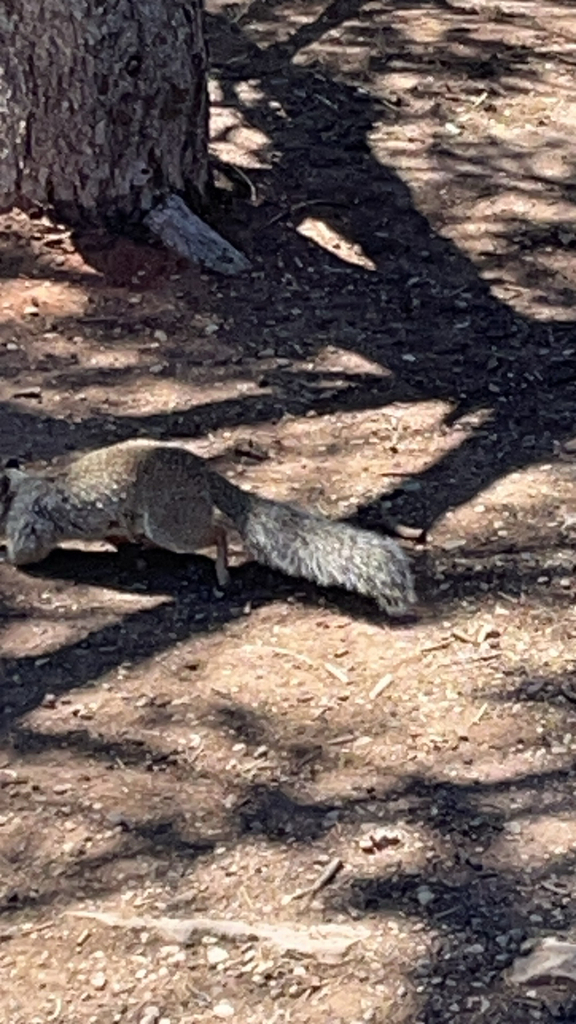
[5,458,20,470]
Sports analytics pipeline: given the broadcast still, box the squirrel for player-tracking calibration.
[0,439,416,616]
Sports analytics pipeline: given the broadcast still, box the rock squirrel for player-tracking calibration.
[0,439,416,615]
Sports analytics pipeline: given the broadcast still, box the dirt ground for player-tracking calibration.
[3,0,576,1021]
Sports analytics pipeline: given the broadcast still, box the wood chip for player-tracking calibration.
[509,937,576,984]
[324,662,349,684]
[452,629,474,644]
[145,196,251,276]
[369,674,394,699]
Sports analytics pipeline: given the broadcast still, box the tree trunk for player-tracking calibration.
[0,0,210,228]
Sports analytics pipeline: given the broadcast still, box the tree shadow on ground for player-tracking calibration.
[199,0,576,533]
[3,7,576,1019]
[1,503,573,737]
[3,650,576,1019]
[0,0,574,543]
[480,665,576,722]
[5,718,576,1020]
[0,540,417,731]
[0,814,217,918]
[229,760,576,1021]
[2,0,575,536]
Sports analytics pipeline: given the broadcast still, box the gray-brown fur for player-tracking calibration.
[0,440,415,615]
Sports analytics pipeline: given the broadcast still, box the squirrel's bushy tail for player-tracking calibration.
[206,471,415,616]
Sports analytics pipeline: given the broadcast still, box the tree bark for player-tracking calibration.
[0,0,210,227]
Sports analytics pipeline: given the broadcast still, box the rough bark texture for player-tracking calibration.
[0,0,210,227]
[145,196,251,275]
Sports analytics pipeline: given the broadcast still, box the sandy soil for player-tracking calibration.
[2,1,576,1021]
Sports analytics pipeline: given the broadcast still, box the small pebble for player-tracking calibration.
[442,538,466,550]
[139,1007,161,1024]
[359,837,375,852]
[505,821,522,835]
[206,945,229,966]
[90,971,107,990]
[213,1001,235,1018]
[416,886,435,907]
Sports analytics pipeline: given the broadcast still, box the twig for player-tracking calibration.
[242,644,348,684]
[232,165,258,204]
[77,315,166,326]
[267,199,349,227]
[314,93,339,111]
[421,638,452,654]
[66,910,367,959]
[242,644,316,668]
[283,857,344,904]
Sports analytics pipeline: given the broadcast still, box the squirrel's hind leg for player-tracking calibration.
[140,504,231,588]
